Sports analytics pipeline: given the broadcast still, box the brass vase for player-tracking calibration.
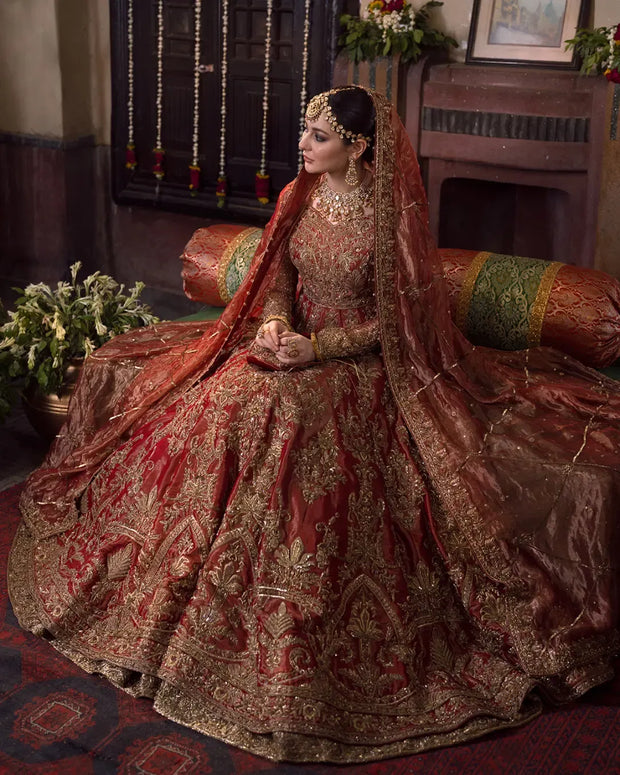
[22,360,83,442]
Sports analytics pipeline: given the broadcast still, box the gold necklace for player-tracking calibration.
[312,175,373,223]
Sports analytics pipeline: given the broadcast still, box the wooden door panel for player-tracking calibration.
[111,0,341,220]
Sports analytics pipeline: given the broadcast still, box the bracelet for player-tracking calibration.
[263,314,292,331]
[310,332,323,361]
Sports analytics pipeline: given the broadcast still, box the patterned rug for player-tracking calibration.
[1,484,619,775]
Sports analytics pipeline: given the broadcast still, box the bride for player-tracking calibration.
[8,86,620,763]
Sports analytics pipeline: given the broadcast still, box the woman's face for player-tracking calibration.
[298,114,351,176]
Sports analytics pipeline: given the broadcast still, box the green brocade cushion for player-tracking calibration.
[456,253,559,351]
[219,228,263,303]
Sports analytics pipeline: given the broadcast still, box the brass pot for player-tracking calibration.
[22,360,83,442]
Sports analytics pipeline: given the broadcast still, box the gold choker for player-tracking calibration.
[312,177,373,223]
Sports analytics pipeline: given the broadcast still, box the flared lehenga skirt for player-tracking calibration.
[9,347,549,762]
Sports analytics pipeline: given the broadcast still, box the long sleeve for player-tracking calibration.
[315,317,379,360]
[261,253,297,329]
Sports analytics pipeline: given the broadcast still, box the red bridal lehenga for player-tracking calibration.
[8,92,620,763]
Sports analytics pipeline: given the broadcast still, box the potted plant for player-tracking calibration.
[565,23,620,82]
[339,0,456,64]
[0,262,159,437]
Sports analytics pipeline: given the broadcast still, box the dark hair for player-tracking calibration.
[328,87,375,163]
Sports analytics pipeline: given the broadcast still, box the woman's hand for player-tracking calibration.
[276,331,315,366]
[256,320,288,353]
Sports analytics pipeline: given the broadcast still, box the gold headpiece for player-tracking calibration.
[305,88,373,145]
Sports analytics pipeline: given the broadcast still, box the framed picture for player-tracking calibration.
[466,0,589,68]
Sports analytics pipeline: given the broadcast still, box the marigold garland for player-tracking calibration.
[256,0,274,204]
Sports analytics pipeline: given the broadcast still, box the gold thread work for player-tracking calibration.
[527,261,562,347]
[456,252,490,333]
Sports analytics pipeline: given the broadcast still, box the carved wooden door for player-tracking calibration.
[110,0,341,220]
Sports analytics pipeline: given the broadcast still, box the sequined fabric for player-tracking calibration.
[8,90,620,763]
[8,206,536,762]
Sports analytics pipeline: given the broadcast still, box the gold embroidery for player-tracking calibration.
[106,544,134,581]
[291,424,345,503]
[8,91,620,766]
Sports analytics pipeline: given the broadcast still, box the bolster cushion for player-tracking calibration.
[181,227,620,369]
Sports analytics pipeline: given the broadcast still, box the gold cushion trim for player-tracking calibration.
[527,261,562,347]
[216,227,261,304]
[456,251,490,333]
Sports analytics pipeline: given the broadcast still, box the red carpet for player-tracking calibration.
[1,483,619,774]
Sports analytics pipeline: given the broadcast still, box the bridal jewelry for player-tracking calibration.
[306,89,373,144]
[344,157,359,187]
[313,176,373,222]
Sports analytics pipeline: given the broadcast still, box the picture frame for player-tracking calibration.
[466,0,589,68]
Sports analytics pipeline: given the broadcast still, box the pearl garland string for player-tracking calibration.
[125,0,137,170]
[153,0,165,180]
[297,0,312,170]
[216,0,229,207]
[189,0,202,194]
[256,0,274,204]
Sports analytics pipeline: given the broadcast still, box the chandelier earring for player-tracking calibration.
[345,156,359,187]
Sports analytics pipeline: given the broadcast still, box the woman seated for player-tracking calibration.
[8,86,620,763]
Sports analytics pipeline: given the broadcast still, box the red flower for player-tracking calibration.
[606,67,620,84]
[385,0,404,11]
[613,24,620,42]
[188,164,200,194]
[125,143,137,170]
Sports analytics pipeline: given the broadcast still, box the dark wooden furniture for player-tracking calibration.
[110,0,343,221]
[417,64,609,267]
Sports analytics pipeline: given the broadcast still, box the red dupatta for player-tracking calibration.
[372,92,620,680]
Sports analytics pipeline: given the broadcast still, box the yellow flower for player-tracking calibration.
[52,309,66,341]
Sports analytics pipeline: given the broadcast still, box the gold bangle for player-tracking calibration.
[263,314,292,331]
[310,332,323,361]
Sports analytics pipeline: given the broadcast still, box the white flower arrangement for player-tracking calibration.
[340,0,455,64]
[0,262,159,420]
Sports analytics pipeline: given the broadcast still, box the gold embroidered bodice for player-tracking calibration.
[289,207,375,312]
[261,195,379,360]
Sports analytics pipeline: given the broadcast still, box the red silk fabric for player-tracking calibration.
[15,91,620,711]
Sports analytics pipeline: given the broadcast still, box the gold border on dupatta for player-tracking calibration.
[368,90,618,679]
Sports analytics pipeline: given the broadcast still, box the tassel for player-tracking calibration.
[125,143,137,170]
[153,147,165,180]
[189,164,201,195]
[255,172,270,204]
[216,175,227,208]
